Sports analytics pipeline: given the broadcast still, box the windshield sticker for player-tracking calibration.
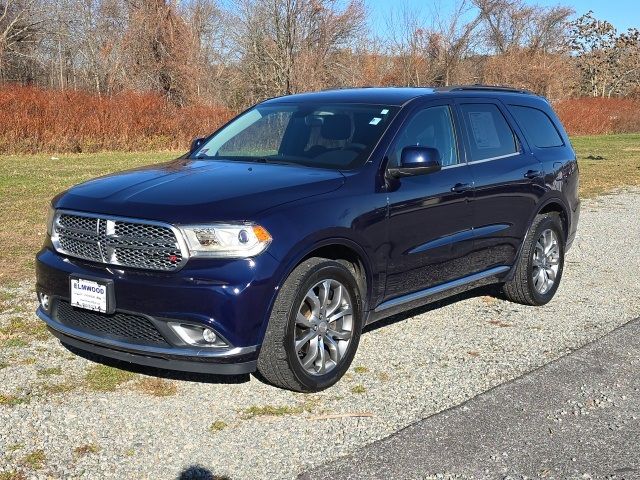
[380,109,389,115]
[369,117,382,125]
[468,112,501,149]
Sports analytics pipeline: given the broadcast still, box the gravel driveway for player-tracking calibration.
[1,189,639,480]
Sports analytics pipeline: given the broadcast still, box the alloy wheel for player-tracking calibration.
[294,279,354,376]
[532,228,560,295]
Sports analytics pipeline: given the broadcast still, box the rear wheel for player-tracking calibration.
[257,257,363,392]
[503,213,565,306]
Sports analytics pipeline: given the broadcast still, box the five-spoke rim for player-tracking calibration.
[532,228,560,294]
[294,279,353,376]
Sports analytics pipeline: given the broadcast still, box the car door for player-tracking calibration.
[454,98,545,271]
[383,101,475,301]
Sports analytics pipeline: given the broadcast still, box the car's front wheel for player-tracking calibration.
[257,257,363,392]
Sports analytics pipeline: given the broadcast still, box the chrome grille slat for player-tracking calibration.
[52,211,187,271]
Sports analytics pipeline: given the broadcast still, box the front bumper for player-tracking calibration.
[35,245,284,374]
[37,305,258,374]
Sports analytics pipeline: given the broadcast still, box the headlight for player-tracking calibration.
[179,223,272,258]
[46,206,56,236]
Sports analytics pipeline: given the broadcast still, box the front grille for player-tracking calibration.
[55,300,169,346]
[52,212,186,271]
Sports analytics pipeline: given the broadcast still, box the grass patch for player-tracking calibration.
[0,394,29,406]
[0,361,7,370]
[7,443,24,452]
[37,367,62,376]
[209,420,228,432]
[351,384,366,394]
[241,404,305,419]
[0,151,178,282]
[0,289,17,309]
[73,444,100,456]
[353,365,369,374]
[134,377,177,397]
[84,365,136,392]
[0,317,49,347]
[572,134,640,197]
[0,472,27,480]
[41,382,76,395]
[2,338,28,348]
[20,450,46,469]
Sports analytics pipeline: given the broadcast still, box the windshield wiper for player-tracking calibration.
[194,155,311,168]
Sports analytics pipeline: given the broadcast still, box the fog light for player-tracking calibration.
[202,328,217,343]
[168,322,227,348]
[38,292,51,312]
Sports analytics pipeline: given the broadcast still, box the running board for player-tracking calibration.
[374,266,510,313]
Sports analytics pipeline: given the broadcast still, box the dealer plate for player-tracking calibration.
[70,277,110,313]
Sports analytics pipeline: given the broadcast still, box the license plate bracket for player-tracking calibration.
[69,275,115,314]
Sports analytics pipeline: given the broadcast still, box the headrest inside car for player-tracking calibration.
[321,114,351,140]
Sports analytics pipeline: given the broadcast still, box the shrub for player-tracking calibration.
[0,85,233,154]
[554,97,640,136]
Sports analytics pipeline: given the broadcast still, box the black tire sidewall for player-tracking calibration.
[284,261,363,391]
[526,215,565,305]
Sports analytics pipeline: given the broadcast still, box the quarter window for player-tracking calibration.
[460,103,518,162]
[389,105,458,168]
[509,105,564,148]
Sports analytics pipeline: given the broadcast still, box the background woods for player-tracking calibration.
[0,0,639,153]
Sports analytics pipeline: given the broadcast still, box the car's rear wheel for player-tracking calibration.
[503,213,565,306]
[257,257,363,392]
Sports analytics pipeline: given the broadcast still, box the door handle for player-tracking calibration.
[451,182,472,193]
[524,170,543,179]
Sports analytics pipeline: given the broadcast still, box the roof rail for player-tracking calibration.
[435,84,535,95]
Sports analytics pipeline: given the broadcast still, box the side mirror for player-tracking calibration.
[388,146,442,178]
[190,137,205,155]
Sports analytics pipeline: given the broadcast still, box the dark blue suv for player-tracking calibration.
[35,86,580,392]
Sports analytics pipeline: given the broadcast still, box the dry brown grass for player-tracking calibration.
[73,444,100,456]
[134,377,178,397]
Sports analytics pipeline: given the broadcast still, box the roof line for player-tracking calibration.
[434,84,535,95]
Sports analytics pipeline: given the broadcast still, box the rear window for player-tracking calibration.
[460,104,518,162]
[509,105,564,148]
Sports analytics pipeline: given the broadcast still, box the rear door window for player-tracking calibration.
[509,105,564,148]
[460,103,518,162]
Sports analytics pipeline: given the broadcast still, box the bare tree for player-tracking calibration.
[570,11,640,97]
[230,0,366,106]
[0,0,43,82]
[475,0,572,54]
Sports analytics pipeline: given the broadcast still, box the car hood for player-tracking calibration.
[55,158,345,223]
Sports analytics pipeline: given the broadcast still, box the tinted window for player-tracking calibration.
[460,104,518,161]
[389,105,458,167]
[195,104,399,170]
[510,105,564,148]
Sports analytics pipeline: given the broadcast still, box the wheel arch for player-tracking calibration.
[537,199,569,240]
[257,237,375,344]
[299,242,370,309]
[504,196,569,282]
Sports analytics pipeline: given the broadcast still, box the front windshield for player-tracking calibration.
[192,103,400,170]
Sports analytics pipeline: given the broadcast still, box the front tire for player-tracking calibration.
[503,213,565,306]
[257,257,363,392]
